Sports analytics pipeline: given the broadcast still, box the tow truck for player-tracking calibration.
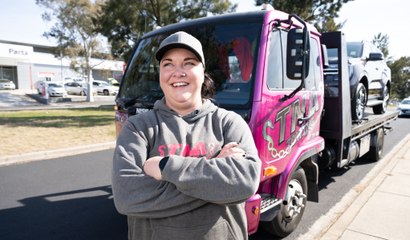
[114,7,398,237]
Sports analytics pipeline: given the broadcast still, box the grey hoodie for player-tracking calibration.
[112,99,261,240]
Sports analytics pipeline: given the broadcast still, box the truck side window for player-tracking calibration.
[266,29,302,90]
[266,29,284,89]
[267,29,320,91]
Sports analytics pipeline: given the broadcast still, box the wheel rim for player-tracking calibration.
[282,179,306,220]
[356,87,366,119]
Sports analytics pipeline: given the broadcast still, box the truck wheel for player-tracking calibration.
[103,89,109,95]
[352,83,367,120]
[261,167,307,237]
[365,127,384,162]
[373,86,389,114]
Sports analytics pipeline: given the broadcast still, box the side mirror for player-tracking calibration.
[368,52,383,61]
[287,27,310,80]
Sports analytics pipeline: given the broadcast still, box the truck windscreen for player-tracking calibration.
[117,22,262,109]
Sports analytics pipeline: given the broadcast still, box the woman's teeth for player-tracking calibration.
[172,82,188,87]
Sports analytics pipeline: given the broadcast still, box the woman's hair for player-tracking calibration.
[201,73,215,99]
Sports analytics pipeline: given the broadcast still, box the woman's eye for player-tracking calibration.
[162,62,173,68]
[184,61,195,66]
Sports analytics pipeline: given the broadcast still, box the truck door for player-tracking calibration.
[258,27,322,180]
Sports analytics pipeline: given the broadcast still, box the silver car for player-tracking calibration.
[64,82,87,95]
[93,80,118,96]
[0,79,16,90]
[397,98,410,117]
[47,82,65,97]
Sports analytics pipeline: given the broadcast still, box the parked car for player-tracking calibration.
[0,79,16,90]
[325,41,391,120]
[93,80,119,96]
[37,82,66,97]
[48,82,66,97]
[64,82,87,95]
[397,98,410,117]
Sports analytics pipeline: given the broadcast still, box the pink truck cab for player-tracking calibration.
[114,8,397,238]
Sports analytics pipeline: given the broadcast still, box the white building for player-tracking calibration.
[0,40,125,90]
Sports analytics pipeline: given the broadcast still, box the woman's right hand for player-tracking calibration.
[216,142,246,158]
[143,156,163,180]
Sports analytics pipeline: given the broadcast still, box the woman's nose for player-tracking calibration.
[173,71,187,78]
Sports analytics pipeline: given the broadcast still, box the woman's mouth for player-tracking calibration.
[172,82,189,87]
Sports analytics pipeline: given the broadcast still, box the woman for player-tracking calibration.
[112,31,261,240]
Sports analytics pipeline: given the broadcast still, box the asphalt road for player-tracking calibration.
[0,150,127,240]
[0,103,407,239]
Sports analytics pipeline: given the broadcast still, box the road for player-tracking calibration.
[0,150,127,240]
[0,116,407,240]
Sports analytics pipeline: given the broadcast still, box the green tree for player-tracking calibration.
[36,0,107,102]
[255,0,353,32]
[372,33,390,60]
[389,57,410,100]
[98,0,237,61]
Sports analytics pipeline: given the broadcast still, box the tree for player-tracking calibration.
[389,57,410,100]
[372,33,390,60]
[36,0,107,102]
[255,0,353,32]
[98,0,237,62]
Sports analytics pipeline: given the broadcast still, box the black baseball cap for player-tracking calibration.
[155,31,205,67]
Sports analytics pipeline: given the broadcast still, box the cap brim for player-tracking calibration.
[155,43,203,63]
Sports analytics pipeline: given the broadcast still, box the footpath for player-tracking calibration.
[300,133,410,240]
[2,90,410,240]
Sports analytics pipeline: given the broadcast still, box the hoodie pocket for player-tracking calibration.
[152,218,237,240]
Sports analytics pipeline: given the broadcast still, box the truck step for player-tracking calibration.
[260,194,282,213]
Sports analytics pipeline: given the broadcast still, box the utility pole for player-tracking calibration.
[86,68,94,102]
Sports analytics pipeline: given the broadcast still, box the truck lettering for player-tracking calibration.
[263,92,319,160]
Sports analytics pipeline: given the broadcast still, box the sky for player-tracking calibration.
[1,0,409,59]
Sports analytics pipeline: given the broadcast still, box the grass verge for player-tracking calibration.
[0,107,116,156]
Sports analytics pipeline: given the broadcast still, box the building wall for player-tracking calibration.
[0,41,124,90]
[16,62,31,90]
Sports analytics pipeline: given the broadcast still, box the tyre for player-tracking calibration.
[365,127,384,162]
[80,90,86,96]
[103,89,109,95]
[373,86,389,114]
[352,83,367,120]
[261,167,307,238]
